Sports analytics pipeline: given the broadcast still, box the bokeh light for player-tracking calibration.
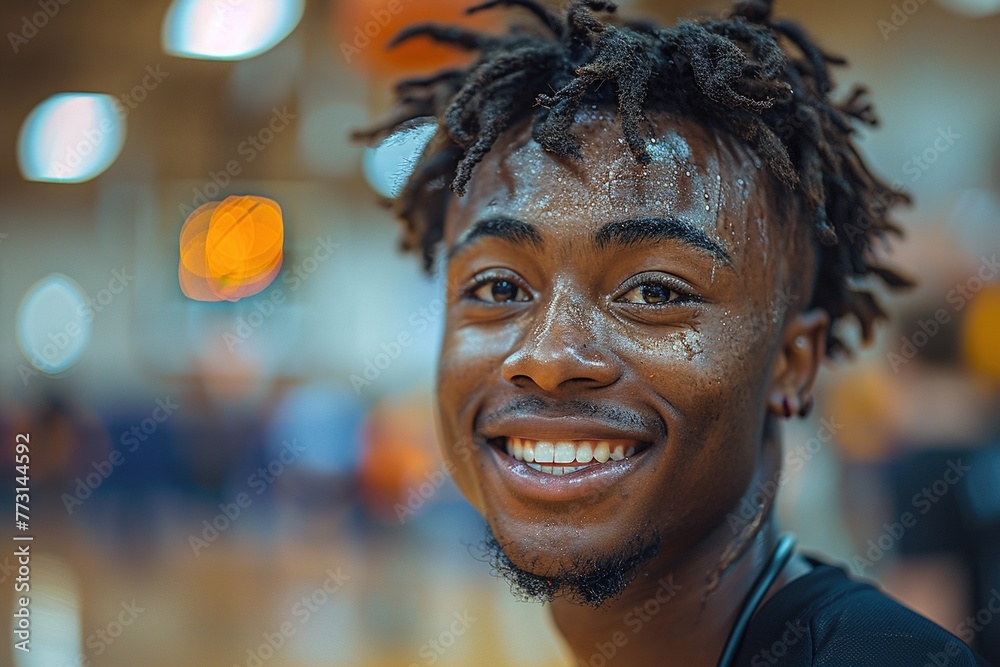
[162,0,304,60]
[179,194,285,302]
[361,120,437,199]
[935,0,1000,17]
[16,273,92,375]
[17,93,125,183]
[11,554,81,667]
[331,0,491,77]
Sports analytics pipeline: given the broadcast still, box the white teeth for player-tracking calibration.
[534,441,554,463]
[554,442,576,463]
[506,437,645,474]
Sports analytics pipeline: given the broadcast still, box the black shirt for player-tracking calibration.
[735,557,994,666]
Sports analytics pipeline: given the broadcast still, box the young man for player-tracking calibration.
[359,0,993,664]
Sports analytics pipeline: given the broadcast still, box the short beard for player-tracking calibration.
[475,524,662,608]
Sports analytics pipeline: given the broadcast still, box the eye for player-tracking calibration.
[468,276,530,304]
[622,283,675,305]
[616,273,699,307]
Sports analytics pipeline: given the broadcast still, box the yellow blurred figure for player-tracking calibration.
[962,283,1000,381]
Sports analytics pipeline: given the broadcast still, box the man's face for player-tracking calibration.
[435,111,800,599]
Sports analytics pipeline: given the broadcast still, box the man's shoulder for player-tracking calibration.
[735,557,991,666]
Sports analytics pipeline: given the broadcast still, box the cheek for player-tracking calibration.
[435,321,519,507]
[625,324,771,500]
[624,314,771,400]
[437,321,518,395]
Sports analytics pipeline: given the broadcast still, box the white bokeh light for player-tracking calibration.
[16,274,92,375]
[12,554,81,667]
[17,93,125,183]
[162,0,304,60]
[362,120,438,199]
[935,0,1000,16]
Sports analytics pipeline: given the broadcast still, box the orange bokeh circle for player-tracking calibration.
[332,0,494,78]
[178,195,284,302]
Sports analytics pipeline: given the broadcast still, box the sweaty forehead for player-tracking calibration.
[444,111,787,278]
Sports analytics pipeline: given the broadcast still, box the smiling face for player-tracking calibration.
[435,110,817,601]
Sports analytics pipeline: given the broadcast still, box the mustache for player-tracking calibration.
[477,395,664,438]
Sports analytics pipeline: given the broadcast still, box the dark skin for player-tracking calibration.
[435,110,830,666]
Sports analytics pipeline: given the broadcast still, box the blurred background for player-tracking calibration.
[0,0,998,665]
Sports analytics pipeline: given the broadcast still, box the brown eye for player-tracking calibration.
[621,283,678,305]
[472,279,528,303]
[616,271,701,309]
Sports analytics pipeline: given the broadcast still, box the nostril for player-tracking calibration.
[507,374,532,388]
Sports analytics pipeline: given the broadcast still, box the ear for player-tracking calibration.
[767,308,830,419]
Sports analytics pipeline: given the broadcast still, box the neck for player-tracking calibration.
[548,420,812,667]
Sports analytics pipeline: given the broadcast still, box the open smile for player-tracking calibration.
[491,436,652,475]
[476,415,662,503]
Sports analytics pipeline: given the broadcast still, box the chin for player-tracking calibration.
[478,511,664,607]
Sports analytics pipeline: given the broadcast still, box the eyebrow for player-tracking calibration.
[594,217,732,265]
[447,216,544,262]
[447,214,732,266]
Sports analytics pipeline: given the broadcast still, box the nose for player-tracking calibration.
[501,292,622,393]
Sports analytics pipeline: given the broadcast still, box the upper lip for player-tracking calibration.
[478,415,660,445]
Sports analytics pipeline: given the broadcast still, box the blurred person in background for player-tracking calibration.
[873,283,1000,664]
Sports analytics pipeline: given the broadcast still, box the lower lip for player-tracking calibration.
[484,440,654,504]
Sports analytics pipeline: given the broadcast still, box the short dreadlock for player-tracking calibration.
[355,0,912,357]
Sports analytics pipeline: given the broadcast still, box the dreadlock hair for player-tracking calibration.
[354,0,912,357]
